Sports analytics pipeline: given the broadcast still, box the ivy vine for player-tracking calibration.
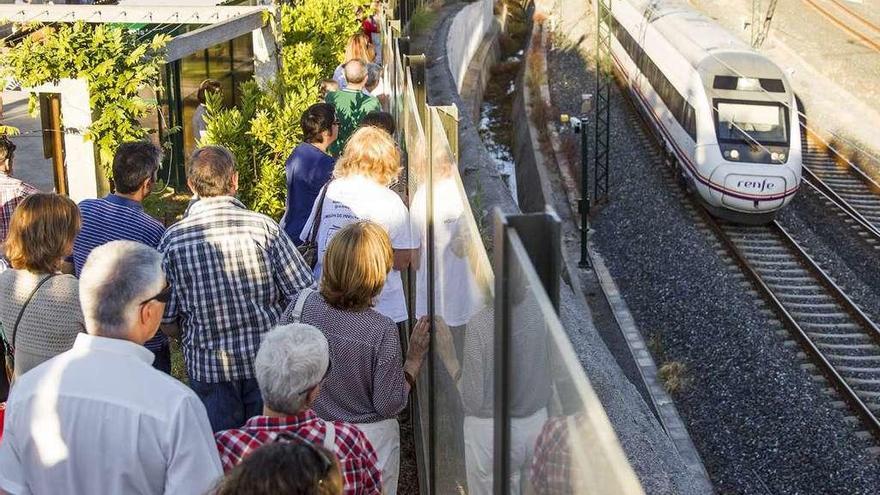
[1,22,170,176]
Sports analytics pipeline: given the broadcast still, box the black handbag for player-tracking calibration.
[1,274,58,383]
[297,183,331,269]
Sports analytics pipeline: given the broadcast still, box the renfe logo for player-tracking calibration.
[725,174,786,196]
[736,179,777,192]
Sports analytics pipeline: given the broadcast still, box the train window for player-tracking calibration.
[715,101,788,145]
[713,76,738,90]
[610,14,697,139]
[759,78,785,93]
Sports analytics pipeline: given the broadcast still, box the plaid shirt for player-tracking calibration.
[159,196,313,382]
[0,173,38,244]
[529,416,575,495]
[215,410,382,495]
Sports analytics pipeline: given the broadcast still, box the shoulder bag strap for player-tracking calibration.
[323,420,336,451]
[288,287,315,324]
[10,274,59,351]
[306,182,331,244]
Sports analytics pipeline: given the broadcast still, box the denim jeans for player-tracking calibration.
[150,343,172,375]
[189,377,263,432]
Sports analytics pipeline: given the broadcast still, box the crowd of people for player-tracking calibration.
[0,6,438,493]
[0,3,585,494]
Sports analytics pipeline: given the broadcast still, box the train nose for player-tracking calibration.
[718,172,788,211]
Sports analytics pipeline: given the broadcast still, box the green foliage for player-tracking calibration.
[1,22,170,175]
[201,0,366,219]
[280,0,364,69]
[409,4,438,36]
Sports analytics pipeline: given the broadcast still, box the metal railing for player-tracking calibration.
[381,9,643,494]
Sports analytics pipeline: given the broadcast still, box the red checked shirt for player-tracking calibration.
[0,173,38,244]
[214,410,382,495]
[529,416,574,495]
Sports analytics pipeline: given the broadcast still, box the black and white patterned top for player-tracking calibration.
[160,196,314,383]
[280,291,410,424]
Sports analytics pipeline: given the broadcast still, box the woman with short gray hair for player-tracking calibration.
[214,323,382,495]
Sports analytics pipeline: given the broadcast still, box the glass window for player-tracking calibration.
[716,101,788,145]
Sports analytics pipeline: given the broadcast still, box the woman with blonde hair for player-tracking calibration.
[300,126,418,326]
[332,33,376,89]
[0,193,84,382]
[282,220,430,495]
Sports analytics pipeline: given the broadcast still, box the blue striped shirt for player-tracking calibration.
[73,194,167,351]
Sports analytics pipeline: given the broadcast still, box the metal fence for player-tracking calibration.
[381,9,643,495]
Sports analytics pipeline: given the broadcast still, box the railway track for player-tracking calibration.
[706,216,880,441]
[802,0,880,54]
[617,63,880,444]
[800,132,880,241]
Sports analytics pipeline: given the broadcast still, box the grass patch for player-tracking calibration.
[658,361,690,395]
[409,3,438,36]
[143,182,192,226]
[170,339,187,383]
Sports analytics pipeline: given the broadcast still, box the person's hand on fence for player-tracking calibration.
[404,316,431,386]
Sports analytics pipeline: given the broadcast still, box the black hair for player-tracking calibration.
[358,111,395,136]
[301,103,337,144]
[212,441,343,495]
[0,135,15,164]
[112,141,163,194]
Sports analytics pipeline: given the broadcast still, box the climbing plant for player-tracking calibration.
[1,22,170,176]
[201,0,366,219]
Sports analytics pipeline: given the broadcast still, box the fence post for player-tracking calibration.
[506,210,562,311]
[434,104,459,162]
[406,54,428,132]
[492,208,513,495]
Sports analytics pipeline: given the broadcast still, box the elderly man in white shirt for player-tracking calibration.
[0,240,222,495]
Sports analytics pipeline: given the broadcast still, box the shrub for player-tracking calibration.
[1,22,170,175]
[201,0,366,218]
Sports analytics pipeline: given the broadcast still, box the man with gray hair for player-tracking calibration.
[0,241,222,495]
[326,59,381,155]
[214,323,382,495]
[159,145,314,432]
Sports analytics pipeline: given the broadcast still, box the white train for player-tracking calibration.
[608,0,802,223]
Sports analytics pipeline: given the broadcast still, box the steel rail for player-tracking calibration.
[801,171,880,241]
[801,0,880,53]
[827,0,880,35]
[702,212,880,440]
[608,6,880,442]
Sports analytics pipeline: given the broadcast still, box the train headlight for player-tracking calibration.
[770,152,785,162]
[729,149,740,160]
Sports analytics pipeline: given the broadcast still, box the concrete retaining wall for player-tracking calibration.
[446,0,495,93]
[425,2,712,492]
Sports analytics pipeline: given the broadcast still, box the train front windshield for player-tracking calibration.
[716,101,788,145]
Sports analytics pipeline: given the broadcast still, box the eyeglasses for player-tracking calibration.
[272,433,334,482]
[140,284,172,305]
[295,356,332,396]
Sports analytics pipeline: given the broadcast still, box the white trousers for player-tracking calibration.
[463,408,548,495]
[355,418,400,495]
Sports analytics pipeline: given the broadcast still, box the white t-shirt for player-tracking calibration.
[192,104,208,142]
[411,178,483,326]
[301,174,418,322]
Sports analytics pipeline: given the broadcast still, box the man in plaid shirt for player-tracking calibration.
[0,136,38,244]
[159,146,314,432]
[215,324,382,495]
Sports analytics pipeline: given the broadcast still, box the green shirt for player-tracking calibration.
[326,89,381,156]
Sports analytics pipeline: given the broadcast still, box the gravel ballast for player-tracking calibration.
[546,32,880,495]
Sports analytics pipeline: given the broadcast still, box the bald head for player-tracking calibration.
[344,59,367,87]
